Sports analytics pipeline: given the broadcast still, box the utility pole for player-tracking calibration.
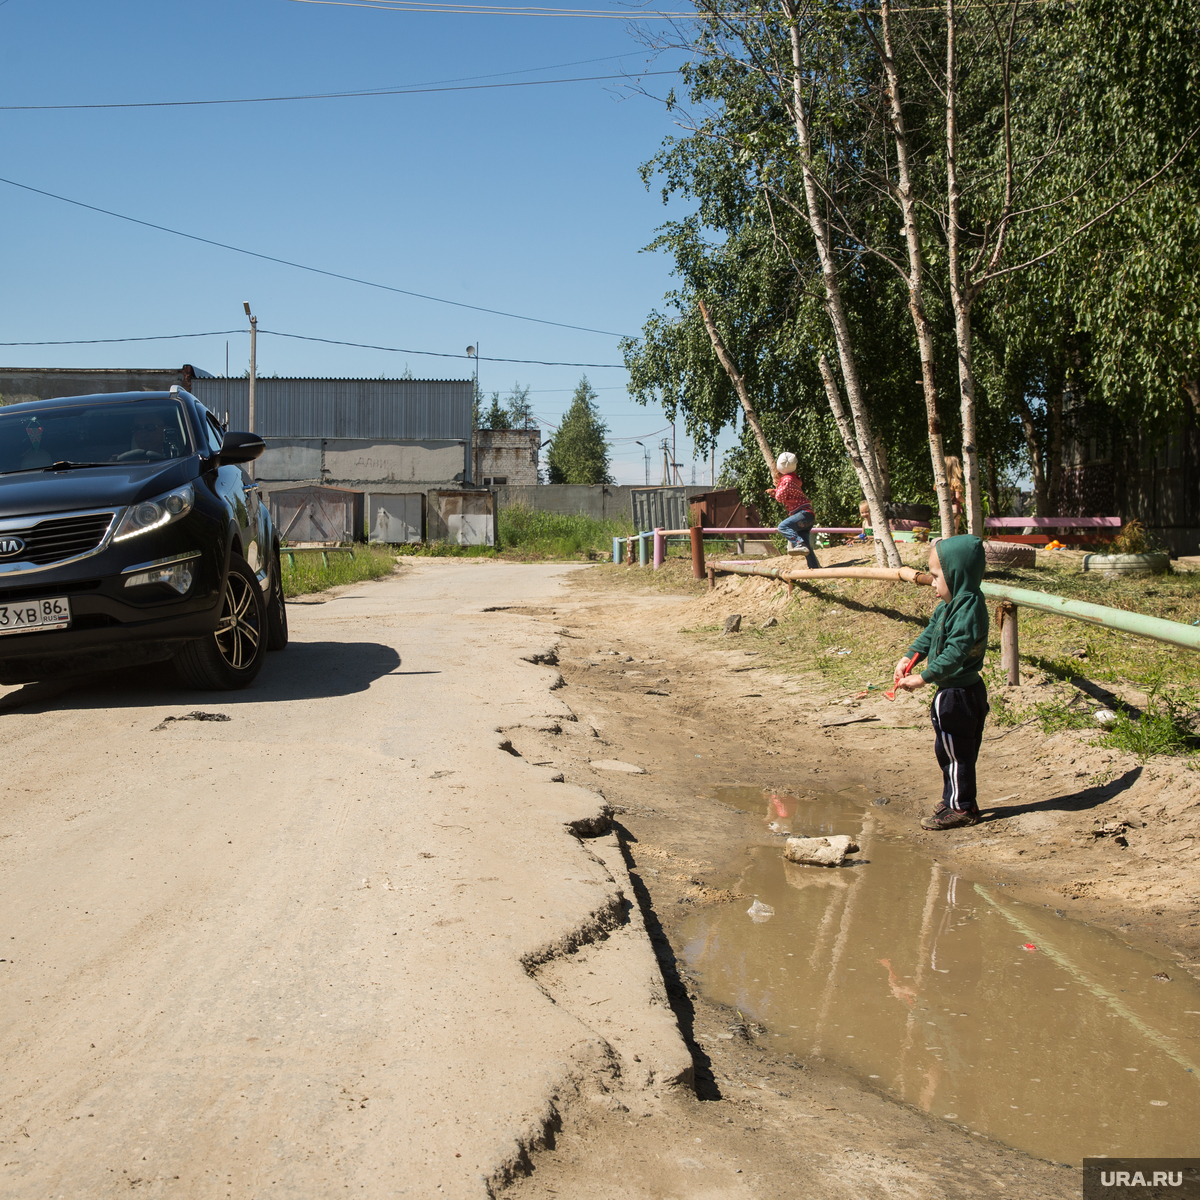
[465,344,480,484]
[243,302,257,479]
[466,343,480,399]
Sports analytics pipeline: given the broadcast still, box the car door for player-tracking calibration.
[202,410,259,573]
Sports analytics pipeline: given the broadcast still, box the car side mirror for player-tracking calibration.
[218,431,265,464]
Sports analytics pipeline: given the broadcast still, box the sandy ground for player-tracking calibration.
[5,556,1194,1199]
[484,560,1199,1197]
[0,560,688,1200]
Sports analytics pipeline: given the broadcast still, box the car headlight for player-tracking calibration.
[113,484,194,542]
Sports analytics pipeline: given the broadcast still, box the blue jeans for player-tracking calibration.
[778,509,819,569]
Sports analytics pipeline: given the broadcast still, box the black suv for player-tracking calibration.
[0,388,287,689]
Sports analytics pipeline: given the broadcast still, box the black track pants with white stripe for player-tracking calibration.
[930,680,990,812]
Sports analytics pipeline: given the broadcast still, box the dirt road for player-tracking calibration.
[7,558,1186,1199]
[0,560,688,1199]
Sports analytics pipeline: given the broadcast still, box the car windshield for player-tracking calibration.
[0,399,195,474]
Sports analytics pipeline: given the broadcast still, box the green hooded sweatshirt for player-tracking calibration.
[906,535,989,688]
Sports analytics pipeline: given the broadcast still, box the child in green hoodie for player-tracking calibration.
[893,535,990,830]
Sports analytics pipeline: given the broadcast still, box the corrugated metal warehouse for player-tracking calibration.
[191,378,472,442]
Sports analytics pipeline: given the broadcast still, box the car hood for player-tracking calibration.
[0,458,197,519]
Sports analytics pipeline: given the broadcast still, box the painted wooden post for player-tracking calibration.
[999,600,1020,685]
[653,528,665,569]
[690,526,705,580]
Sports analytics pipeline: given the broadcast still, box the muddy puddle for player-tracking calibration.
[679,786,1200,1166]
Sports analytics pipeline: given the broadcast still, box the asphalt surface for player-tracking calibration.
[0,560,688,1199]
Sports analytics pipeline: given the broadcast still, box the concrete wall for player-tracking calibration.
[256,437,468,488]
[493,484,709,523]
[0,367,196,404]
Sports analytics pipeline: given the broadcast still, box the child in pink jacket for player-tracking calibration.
[766,452,819,568]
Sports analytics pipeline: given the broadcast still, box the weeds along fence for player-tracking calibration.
[708,560,1200,686]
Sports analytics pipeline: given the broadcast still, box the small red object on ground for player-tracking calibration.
[1022,943,1037,952]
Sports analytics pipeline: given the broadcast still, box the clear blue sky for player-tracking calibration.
[0,0,735,485]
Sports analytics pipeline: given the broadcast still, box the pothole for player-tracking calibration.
[677,785,1200,1166]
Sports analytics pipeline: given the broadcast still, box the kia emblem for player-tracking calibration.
[0,536,26,558]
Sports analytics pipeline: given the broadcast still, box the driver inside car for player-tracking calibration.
[116,413,172,461]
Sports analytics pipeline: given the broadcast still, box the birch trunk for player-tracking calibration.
[782,0,900,566]
[696,298,778,476]
[944,0,985,535]
[877,0,956,536]
[819,355,889,565]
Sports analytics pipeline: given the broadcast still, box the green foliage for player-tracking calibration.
[623,0,1198,516]
[389,507,632,560]
[505,383,534,429]
[481,393,511,430]
[394,542,497,558]
[1098,697,1199,762]
[479,382,535,430]
[545,377,613,485]
[279,546,396,597]
[1112,521,1149,555]
[497,505,632,557]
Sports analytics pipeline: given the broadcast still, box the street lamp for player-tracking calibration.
[636,441,650,486]
[465,344,479,401]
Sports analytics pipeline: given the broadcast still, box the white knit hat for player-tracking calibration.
[776,451,798,474]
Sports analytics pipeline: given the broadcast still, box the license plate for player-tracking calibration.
[0,596,72,636]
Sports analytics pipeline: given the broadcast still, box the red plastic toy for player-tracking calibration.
[885,652,920,701]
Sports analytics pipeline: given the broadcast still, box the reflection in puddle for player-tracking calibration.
[680,786,1200,1165]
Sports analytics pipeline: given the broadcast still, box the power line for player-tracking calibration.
[0,67,673,112]
[0,326,626,368]
[0,175,628,338]
[286,0,700,16]
[0,330,243,347]
[260,328,624,367]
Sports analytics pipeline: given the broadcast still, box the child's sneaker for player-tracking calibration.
[786,544,808,556]
[920,806,979,830]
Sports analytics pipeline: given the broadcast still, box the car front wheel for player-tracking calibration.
[174,553,268,690]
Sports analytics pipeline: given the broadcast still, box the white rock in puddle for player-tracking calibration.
[588,759,646,774]
[784,834,860,867]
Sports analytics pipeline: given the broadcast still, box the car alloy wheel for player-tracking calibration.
[214,568,262,669]
[173,553,268,690]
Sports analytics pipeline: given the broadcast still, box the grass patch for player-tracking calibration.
[498,506,633,559]
[280,545,397,597]
[1095,678,1200,762]
[578,551,1200,760]
[386,507,636,561]
[394,542,498,559]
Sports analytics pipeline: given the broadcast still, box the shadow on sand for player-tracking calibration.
[982,765,1143,822]
[0,639,403,716]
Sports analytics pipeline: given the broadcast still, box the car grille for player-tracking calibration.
[15,513,115,565]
